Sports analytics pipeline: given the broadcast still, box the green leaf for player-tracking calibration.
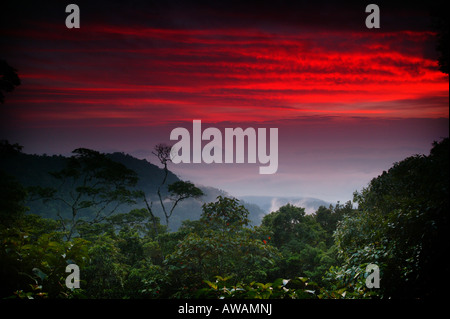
[32,268,47,281]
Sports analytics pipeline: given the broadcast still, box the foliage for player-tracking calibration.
[319,261,381,299]
[164,196,280,297]
[1,147,261,231]
[0,214,89,298]
[1,140,448,299]
[198,275,319,299]
[329,138,449,299]
[0,59,21,104]
[30,148,142,240]
[164,180,204,225]
[0,169,28,227]
[260,203,345,285]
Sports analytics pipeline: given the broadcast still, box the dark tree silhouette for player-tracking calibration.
[0,60,21,104]
[430,1,449,74]
[149,143,204,230]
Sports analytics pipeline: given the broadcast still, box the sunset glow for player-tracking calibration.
[3,22,448,127]
[1,0,448,202]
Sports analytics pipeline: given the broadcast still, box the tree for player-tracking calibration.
[332,138,449,298]
[0,141,28,227]
[165,196,279,297]
[431,0,449,74]
[82,234,128,298]
[31,148,141,240]
[0,212,89,298]
[0,170,28,227]
[144,143,204,230]
[261,204,332,283]
[165,181,204,226]
[201,195,251,230]
[0,60,21,104]
[314,201,352,246]
[262,204,306,248]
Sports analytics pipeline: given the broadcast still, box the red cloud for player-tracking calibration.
[5,23,448,127]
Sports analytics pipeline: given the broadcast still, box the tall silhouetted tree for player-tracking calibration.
[147,143,204,230]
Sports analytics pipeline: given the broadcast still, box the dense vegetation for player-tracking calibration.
[0,138,448,299]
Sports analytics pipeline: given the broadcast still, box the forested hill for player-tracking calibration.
[0,143,266,230]
[1,139,448,299]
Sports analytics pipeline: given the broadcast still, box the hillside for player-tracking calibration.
[0,145,266,230]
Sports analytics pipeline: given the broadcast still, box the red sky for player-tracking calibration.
[4,26,448,124]
[1,0,448,203]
